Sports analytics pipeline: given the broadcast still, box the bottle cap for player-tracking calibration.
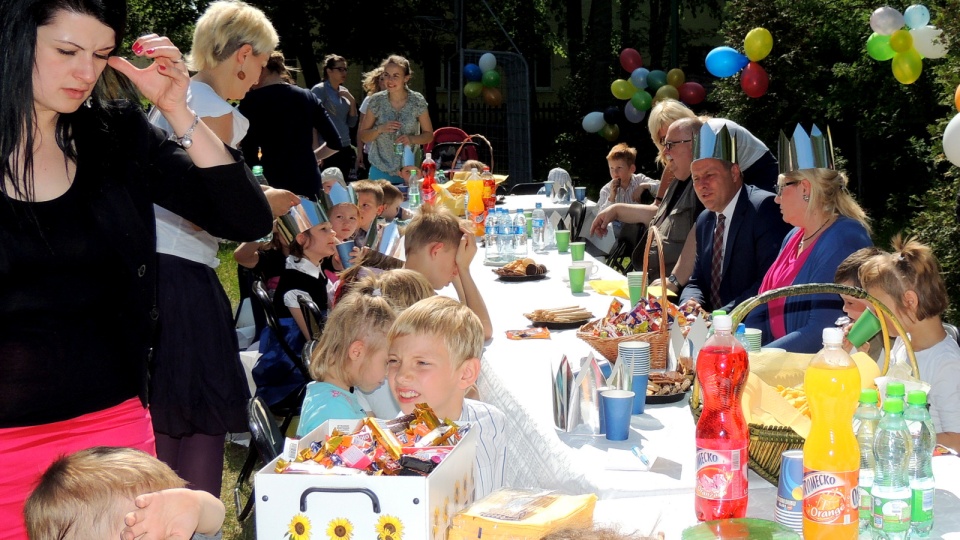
[483,166,490,171]
[907,390,928,406]
[887,381,906,398]
[535,202,542,208]
[882,398,904,414]
[252,165,263,175]
[859,388,879,404]
[425,152,432,159]
[713,314,733,332]
[736,323,746,334]
[712,310,726,317]
[822,327,843,344]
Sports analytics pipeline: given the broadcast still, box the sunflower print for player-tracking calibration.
[375,514,404,540]
[454,480,461,505]
[326,517,354,540]
[286,514,312,540]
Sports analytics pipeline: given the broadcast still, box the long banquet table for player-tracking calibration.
[462,238,960,538]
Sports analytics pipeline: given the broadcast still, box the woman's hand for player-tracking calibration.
[263,187,300,217]
[108,35,189,115]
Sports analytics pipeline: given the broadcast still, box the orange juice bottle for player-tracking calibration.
[466,167,485,236]
[803,327,862,540]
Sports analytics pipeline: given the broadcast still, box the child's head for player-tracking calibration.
[860,234,947,328]
[25,447,185,540]
[329,203,360,241]
[376,180,404,222]
[322,167,346,194]
[460,159,487,173]
[289,221,338,263]
[387,296,483,419]
[606,143,637,182]
[310,288,396,393]
[352,180,385,230]
[835,246,884,320]
[354,268,436,312]
[402,205,465,289]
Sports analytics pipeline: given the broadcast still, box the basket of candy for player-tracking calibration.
[576,226,678,370]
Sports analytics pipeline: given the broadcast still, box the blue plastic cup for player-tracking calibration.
[574,186,587,202]
[631,374,649,414]
[602,390,635,441]
[336,242,354,268]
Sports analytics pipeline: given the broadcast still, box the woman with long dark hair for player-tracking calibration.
[0,0,272,536]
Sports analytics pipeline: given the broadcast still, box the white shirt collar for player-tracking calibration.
[717,184,742,223]
[285,255,321,278]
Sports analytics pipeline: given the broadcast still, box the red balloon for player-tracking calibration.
[481,87,503,107]
[740,62,769,98]
[678,82,706,105]
[619,48,643,73]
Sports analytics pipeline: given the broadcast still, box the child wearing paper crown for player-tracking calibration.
[387,296,507,498]
[859,236,960,451]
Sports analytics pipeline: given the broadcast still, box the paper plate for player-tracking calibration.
[496,273,548,282]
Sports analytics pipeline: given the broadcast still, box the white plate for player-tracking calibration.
[759,347,786,354]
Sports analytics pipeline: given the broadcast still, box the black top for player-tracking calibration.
[273,266,329,319]
[254,247,286,283]
[0,101,273,428]
[238,84,344,199]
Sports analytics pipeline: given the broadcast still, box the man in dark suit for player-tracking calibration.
[680,124,791,314]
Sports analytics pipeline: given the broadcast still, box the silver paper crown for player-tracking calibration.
[778,124,836,173]
[277,196,330,243]
[328,183,358,207]
[692,123,737,164]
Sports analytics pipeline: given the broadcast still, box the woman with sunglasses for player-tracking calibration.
[311,54,357,181]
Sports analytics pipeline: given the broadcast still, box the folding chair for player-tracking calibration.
[508,182,545,195]
[297,295,325,340]
[565,200,587,240]
[233,396,285,522]
[606,223,644,274]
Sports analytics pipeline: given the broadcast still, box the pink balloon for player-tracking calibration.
[679,82,706,105]
[620,48,643,73]
[740,62,769,98]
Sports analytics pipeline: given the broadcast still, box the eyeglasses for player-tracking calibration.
[329,66,347,73]
[775,180,800,196]
[662,138,692,151]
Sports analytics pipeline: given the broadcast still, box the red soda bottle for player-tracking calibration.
[481,166,496,210]
[695,314,750,521]
[421,152,437,205]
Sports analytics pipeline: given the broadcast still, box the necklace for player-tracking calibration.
[798,216,833,252]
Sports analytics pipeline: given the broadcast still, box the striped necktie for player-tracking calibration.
[710,213,725,310]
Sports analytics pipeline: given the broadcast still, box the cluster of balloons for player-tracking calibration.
[463,53,503,107]
[705,27,774,98]
[583,48,707,141]
[866,5,948,85]
[944,84,960,168]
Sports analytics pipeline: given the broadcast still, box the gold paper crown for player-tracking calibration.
[692,123,737,164]
[778,124,835,174]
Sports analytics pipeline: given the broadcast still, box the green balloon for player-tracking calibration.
[464,81,483,98]
[646,70,668,92]
[631,90,653,111]
[866,32,895,61]
[481,70,501,88]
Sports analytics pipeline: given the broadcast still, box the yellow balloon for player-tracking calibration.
[744,27,773,62]
[611,79,636,100]
[891,49,922,84]
[600,123,621,141]
[654,85,680,103]
[666,68,686,88]
[889,29,913,53]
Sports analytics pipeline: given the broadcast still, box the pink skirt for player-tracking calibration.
[0,398,155,540]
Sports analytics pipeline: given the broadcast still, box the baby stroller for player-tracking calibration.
[425,127,494,172]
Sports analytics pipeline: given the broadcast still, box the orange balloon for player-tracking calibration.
[955,84,960,112]
[481,87,503,107]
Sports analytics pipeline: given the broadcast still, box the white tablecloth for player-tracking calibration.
[497,195,616,254]
[465,240,960,537]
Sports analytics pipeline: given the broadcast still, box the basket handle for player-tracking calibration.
[639,224,670,336]
[450,133,494,172]
[690,283,919,410]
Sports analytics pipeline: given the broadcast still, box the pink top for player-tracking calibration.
[759,231,817,339]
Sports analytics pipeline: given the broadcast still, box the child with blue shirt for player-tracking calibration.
[387,296,507,498]
[297,288,396,437]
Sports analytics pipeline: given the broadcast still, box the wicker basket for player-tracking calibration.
[689,283,920,484]
[577,225,670,370]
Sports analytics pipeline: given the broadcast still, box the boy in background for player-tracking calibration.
[375,180,413,222]
[351,180,385,247]
[25,446,224,540]
[387,296,506,498]
[321,167,346,194]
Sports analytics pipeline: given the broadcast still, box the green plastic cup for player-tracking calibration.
[524,211,533,237]
[847,309,881,348]
[629,285,643,307]
[568,265,586,293]
[570,241,586,261]
[555,230,571,253]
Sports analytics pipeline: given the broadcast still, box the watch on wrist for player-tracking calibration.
[667,274,681,289]
[169,112,200,149]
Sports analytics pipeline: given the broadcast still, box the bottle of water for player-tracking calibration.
[855,388,881,535]
[483,210,499,264]
[904,390,935,538]
[735,323,749,350]
[513,209,527,257]
[251,165,270,186]
[498,208,514,262]
[532,202,546,253]
[871,398,913,540]
[407,170,421,210]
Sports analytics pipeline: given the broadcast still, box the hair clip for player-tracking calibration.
[372,287,382,297]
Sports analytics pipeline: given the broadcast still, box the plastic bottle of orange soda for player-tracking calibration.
[802,327,862,539]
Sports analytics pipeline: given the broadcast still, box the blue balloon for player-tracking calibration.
[463,63,482,82]
[624,102,646,124]
[903,5,930,29]
[582,111,606,133]
[630,67,649,89]
[705,46,749,78]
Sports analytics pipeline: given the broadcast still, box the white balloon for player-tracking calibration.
[478,53,497,73]
[910,26,949,59]
[945,114,960,168]
[582,111,606,133]
[870,6,905,35]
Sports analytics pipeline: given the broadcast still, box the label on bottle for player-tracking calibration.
[695,446,748,501]
[872,491,911,532]
[803,469,859,525]
[910,487,934,522]
[858,471,874,521]
[533,218,545,228]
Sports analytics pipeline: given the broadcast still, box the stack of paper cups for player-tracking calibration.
[774,450,804,534]
[744,328,762,353]
[626,271,645,307]
[618,342,650,414]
